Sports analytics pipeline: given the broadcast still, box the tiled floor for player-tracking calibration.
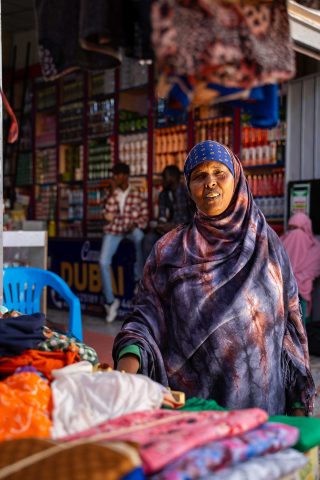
[48,307,320,415]
[47,308,121,336]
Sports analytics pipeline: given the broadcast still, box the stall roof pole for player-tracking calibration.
[0,0,3,304]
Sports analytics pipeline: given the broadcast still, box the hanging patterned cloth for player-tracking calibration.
[294,0,320,8]
[151,0,296,89]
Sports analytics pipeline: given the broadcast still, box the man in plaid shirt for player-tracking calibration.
[99,162,148,322]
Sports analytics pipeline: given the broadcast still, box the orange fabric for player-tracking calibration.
[0,372,52,440]
[0,350,80,381]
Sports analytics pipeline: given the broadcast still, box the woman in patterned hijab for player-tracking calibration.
[113,140,314,416]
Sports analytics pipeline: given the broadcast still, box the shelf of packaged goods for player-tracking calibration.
[60,97,84,107]
[59,113,83,121]
[244,164,285,171]
[37,106,57,114]
[87,179,113,186]
[88,132,114,141]
[118,129,148,136]
[16,183,33,188]
[35,143,57,150]
[59,218,83,222]
[35,181,57,187]
[58,180,84,185]
[119,84,148,94]
[266,217,284,223]
[59,138,83,145]
[87,216,104,221]
[89,92,115,102]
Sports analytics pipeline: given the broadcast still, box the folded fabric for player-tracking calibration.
[0,439,145,480]
[180,397,320,453]
[270,415,320,452]
[204,448,307,480]
[0,349,80,381]
[0,372,52,441]
[151,422,299,479]
[51,370,168,438]
[176,397,225,412]
[0,313,45,356]
[62,408,268,474]
[38,326,99,365]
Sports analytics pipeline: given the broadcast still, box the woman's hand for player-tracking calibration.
[117,354,140,374]
[291,408,306,417]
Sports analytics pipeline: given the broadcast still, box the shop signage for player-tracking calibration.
[289,183,310,216]
[48,238,135,315]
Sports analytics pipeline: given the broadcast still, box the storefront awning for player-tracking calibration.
[289,1,320,59]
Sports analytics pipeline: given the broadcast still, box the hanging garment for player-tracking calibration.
[122,0,153,61]
[151,0,295,89]
[163,77,279,128]
[79,0,153,61]
[0,372,52,441]
[62,408,268,474]
[34,0,122,81]
[0,439,145,480]
[294,0,320,8]
[150,422,299,479]
[35,0,154,80]
[78,0,123,58]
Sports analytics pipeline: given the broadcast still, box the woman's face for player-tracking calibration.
[189,160,235,216]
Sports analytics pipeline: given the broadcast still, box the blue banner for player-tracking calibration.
[48,238,135,316]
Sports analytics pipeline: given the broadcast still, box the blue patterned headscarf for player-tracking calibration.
[184,141,234,186]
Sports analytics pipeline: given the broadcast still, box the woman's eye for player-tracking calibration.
[192,173,206,181]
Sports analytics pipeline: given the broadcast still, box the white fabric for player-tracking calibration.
[52,361,93,378]
[51,370,165,438]
[115,187,131,215]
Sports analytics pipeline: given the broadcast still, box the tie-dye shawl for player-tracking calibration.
[113,152,314,415]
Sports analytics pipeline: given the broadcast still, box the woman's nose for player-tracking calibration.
[205,175,217,188]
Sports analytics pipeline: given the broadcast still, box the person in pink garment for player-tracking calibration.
[281,212,320,317]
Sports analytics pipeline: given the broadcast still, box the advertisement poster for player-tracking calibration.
[48,238,135,316]
[290,183,310,216]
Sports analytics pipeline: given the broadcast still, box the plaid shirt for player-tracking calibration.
[104,187,148,235]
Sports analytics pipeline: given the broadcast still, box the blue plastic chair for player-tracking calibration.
[3,267,83,341]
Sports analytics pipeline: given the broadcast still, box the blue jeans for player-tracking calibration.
[99,228,144,304]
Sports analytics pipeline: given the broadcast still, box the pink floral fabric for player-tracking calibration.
[63,408,268,474]
[149,422,299,479]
